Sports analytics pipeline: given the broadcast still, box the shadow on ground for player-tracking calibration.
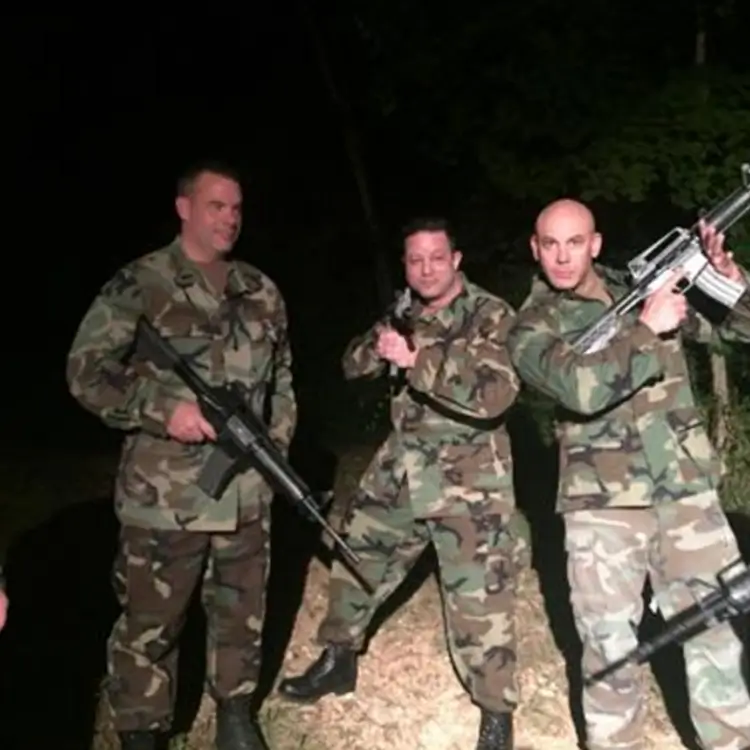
[0,425,340,750]
[0,497,120,750]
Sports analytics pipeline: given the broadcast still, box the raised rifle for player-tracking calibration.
[386,287,416,382]
[571,162,750,355]
[584,558,750,686]
[135,316,361,567]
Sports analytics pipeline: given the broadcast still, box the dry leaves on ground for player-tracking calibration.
[93,559,688,750]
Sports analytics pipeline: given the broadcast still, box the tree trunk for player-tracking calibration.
[694,3,730,447]
[300,2,393,308]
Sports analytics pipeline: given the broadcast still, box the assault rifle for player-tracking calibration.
[385,287,416,381]
[571,162,750,355]
[135,316,361,566]
[584,558,750,686]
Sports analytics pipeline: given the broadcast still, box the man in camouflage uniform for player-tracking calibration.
[66,161,296,750]
[277,218,527,750]
[507,198,750,750]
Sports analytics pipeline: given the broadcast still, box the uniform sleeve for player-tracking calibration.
[341,323,387,381]
[683,267,750,344]
[407,301,521,420]
[507,308,666,416]
[267,294,298,453]
[65,265,180,434]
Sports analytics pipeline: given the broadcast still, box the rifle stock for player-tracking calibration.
[135,316,362,567]
[584,559,750,686]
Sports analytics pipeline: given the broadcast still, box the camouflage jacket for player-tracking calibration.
[508,264,750,514]
[343,275,520,518]
[66,239,297,532]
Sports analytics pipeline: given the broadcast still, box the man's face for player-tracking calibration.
[403,230,461,301]
[531,207,601,292]
[176,172,242,257]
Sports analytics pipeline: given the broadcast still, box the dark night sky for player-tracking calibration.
[7,9,398,447]
[4,4,750,450]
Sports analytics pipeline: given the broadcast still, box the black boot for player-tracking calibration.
[118,731,158,750]
[277,644,358,703]
[476,710,513,750]
[215,696,269,750]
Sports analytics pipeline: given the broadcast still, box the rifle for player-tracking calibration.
[584,558,750,686]
[571,162,750,355]
[135,316,361,567]
[386,287,416,381]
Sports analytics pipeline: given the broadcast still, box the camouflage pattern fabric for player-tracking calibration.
[507,263,750,749]
[318,486,527,713]
[108,506,271,732]
[341,274,521,519]
[566,492,750,750]
[66,238,297,531]
[66,239,295,731]
[309,275,527,713]
[508,264,750,515]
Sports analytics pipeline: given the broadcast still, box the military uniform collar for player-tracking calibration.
[416,272,474,327]
[166,237,250,297]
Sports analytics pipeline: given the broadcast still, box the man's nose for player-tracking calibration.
[556,247,570,264]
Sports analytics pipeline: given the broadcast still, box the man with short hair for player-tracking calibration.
[278,218,527,750]
[67,160,296,750]
[507,198,750,750]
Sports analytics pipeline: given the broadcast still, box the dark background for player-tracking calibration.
[5,1,749,453]
[1,3,750,749]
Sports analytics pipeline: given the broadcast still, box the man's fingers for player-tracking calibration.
[658,267,687,294]
[199,418,217,441]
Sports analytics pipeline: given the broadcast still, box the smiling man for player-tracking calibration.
[66,160,296,750]
[278,217,528,750]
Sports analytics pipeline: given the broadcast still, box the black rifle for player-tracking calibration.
[571,162,750,355]
[584,558,750,686]
[135,316,361,567]
[385,287,416,384]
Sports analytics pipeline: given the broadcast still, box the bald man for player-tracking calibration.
[506,199,750,750]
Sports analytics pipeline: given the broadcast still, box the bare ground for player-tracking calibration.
[91,559,689,750]
[89,443,692,750]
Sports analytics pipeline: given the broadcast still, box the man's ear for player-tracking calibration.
[591,232,603,259]
[175,196,190,222]
[452,250,463,271]
[530,234,540,261]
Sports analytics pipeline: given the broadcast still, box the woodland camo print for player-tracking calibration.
[508,263,750,750]
[67,239,296,731]
[311,275,528,713]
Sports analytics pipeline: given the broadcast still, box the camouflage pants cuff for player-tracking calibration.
[473,695,518,715]
[315,621,365,652]
[209,686,257,704]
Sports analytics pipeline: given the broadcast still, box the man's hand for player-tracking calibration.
[639,268,689,336]
[699,219,743,283]
[166,401,217,443]
[376,327,417,369]
[0,590,8,632]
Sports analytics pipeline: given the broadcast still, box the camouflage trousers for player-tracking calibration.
[565,490,750,750]
[317,487,527,713]
[106,509,271,732]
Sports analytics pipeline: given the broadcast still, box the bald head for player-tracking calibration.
[531,198,602,293]
[535,199,596,236]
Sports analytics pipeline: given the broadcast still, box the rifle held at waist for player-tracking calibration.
[584,558,750,686]
[134,316,361,567]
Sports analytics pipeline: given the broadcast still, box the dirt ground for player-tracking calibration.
[90,443,692,750]
[92,558,690,750]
